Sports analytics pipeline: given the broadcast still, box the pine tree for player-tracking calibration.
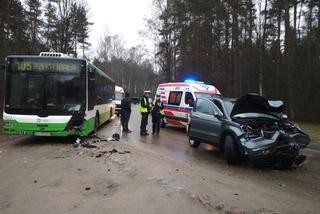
[26,0,42,54]
[43,0,58,51]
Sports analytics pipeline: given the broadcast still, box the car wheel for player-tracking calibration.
[224,135,240,165]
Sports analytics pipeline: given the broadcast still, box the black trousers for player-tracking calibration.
[152,114,161,134]
[140,113,149,134]
[121,111,131,131]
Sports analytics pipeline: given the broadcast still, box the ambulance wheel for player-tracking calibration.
[188,136,200,148]
[160,118,166,128]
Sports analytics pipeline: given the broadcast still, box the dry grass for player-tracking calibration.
[298,122,320,149]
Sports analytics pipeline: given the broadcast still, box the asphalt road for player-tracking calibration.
[0,105,320,213]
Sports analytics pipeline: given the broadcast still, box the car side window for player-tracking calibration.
[168,91,183,105]
[211,102,223,116]
[196,99,213,114]
[196,99,222,116]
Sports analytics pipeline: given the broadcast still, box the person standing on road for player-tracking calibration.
[139,91,151,136]
[121,93,132,133]
[151,94,164,135]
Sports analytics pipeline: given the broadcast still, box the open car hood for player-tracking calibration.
[230,94,284,118]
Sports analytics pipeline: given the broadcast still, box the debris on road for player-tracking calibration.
[85,187,91,191]
[73,138,82,148]
[95,149,131,158]
[158,178,169,187]
[81,143,97,149]
[73,133,121,150]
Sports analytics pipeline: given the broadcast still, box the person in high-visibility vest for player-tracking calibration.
[151,94,164,135]
[139,91,151,136]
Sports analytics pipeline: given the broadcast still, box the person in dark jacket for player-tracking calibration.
[121,93,132,133]
[151,94,164,135]
[139,91,151,136]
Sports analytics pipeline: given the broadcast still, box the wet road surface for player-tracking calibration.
[98,106,320,199]
[1,105,320,213]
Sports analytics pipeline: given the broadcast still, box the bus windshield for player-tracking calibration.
[5,57,86,115]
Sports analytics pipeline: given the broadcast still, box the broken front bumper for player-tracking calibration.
[240,131,310,165]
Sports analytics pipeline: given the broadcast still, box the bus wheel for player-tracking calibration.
[94,114,100,133]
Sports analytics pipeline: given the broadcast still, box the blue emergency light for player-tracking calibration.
[184,79,204,84]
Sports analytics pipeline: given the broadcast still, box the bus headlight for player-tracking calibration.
[3,122,13,127]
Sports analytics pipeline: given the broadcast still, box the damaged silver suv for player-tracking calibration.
[188,93,310,168]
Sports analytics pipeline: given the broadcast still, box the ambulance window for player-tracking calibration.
[168,91,183,105]
[185,92,195,107]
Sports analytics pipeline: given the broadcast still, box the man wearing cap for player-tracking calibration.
[151,94,164,135]
[139,91,151,136]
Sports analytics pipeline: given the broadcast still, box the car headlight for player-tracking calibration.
[239,136,248,144]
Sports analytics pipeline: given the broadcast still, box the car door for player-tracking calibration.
[190,98,222,143]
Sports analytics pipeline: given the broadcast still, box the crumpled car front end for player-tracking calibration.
[230,94,310,168]
[239,122,310,168]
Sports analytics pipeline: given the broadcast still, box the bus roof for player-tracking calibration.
[88,62,115,83]
[6,55,84,61]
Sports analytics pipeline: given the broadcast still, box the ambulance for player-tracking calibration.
[114,86,125,116]
[156,80,221,127]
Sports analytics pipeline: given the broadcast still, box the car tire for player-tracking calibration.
[224,135,240,165]
[188,136,200,148]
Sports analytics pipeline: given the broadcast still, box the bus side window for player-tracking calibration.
[185,92,195,107]
[168,91,183,106]
[88,66,95,110]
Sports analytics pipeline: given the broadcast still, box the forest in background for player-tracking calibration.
[0,0,157,112]
[0,0,320,122]
[149,0,320,122]
[151,0,320,121]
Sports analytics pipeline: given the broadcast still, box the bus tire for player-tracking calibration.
[94,113,100,133]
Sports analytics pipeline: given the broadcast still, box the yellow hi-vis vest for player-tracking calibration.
[139,97,148,113]
[151,99,165,115]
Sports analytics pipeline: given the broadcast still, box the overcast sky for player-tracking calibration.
[87,0,153,56]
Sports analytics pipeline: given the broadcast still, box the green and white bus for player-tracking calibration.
[2,52,115,137]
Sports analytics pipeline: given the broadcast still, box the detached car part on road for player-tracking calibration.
[188,94,310,168]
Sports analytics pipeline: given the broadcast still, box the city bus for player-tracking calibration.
[2,52,115,137]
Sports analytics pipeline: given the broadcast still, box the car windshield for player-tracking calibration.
[223,100,235,116]
[5,57,85,115]
[115,92,124,100]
